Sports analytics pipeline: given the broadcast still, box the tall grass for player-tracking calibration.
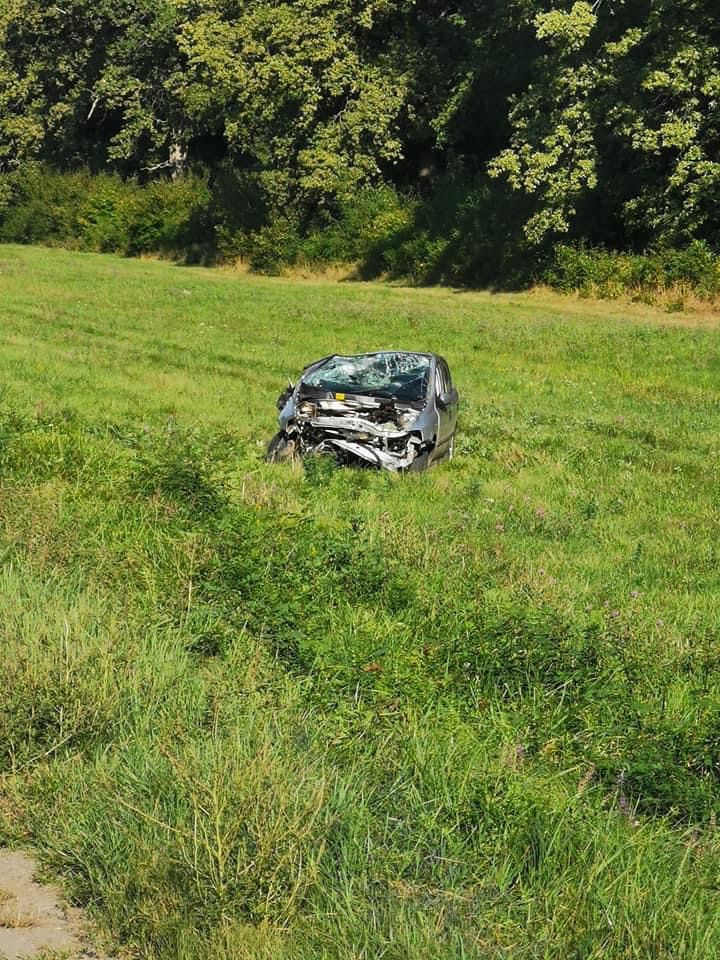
[1,245,720,957]
[545,242,720,305]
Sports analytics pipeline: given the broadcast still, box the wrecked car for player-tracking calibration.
[266,351,459,471]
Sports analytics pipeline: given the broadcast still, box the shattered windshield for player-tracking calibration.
[302,353,431,403]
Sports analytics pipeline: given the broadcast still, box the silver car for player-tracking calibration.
[267,351,459,471]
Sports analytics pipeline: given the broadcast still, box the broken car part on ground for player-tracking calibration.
[266,351,459,471]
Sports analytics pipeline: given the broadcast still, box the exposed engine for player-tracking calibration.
[287,394,425,470]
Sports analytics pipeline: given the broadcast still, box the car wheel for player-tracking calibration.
[408,449,431,473]
[266,432,297,463]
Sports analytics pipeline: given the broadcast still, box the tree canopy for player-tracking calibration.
[0,0,718,250]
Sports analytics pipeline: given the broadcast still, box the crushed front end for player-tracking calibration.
[284,393,428,470]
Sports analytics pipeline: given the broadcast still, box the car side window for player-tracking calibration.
[436,360,453,397]
[440,360,452,390]
[435,361,447,396]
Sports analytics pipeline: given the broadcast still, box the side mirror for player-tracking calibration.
[438,390,453,408]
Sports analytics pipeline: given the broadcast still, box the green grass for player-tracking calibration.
[1,243,719,959]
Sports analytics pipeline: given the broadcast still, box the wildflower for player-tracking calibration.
[536,507,546,518]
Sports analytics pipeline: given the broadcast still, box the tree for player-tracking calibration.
[0,0,183,174]
[173,0,412,209]
[488,0,720,247]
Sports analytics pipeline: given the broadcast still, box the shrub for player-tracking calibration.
[0,164,91,247]
[545,242,720,301]
[299,185,414,266]
[2,165,720,299]
[0,164,214,258]
[245,217,302,273]
[76,174,136,252]
[125,175,213,257]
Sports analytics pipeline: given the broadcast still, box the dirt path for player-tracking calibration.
[0,849,103,959]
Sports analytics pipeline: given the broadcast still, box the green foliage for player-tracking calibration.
[4,164,720,299]
[131,428,228,517]
[1,0,718,260]
[489,3,599,243]
[545,242,720,301]
[0,0,183,173]
[488,0,720,246]
[0,165,212,256]
[244,218,303,274]
[125,176,213,256]
[300,186,413,265]
[357,176,538,287]
[0,165,92,247]
[174,0,409,209]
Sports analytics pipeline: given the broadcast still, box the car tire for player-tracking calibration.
[266,432,296,463]
[408,449,431,473]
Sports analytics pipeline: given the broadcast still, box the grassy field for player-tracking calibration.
[1,243,720,959]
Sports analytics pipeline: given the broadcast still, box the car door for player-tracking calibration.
[433,357,459,459]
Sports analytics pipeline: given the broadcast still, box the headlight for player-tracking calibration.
[398,410,419,428]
